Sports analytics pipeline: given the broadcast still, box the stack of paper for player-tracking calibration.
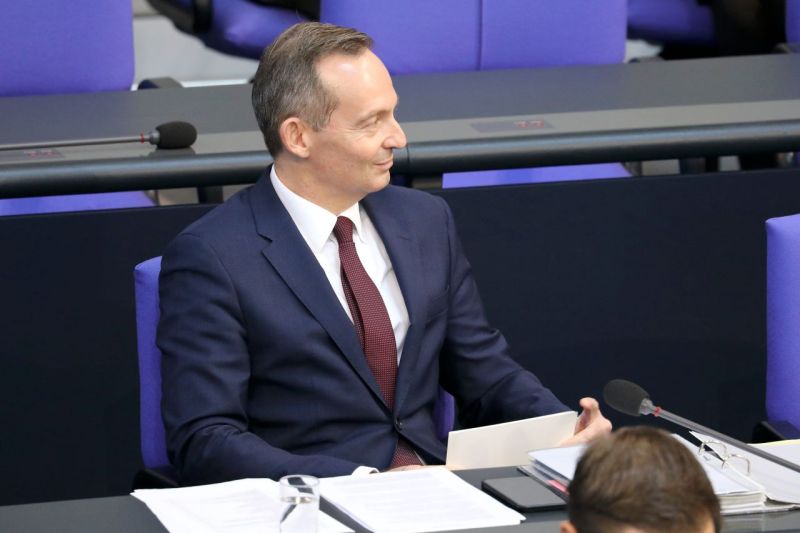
[320,467,525,532]
[525,434,800,516]
[132,478,353,533]
[690,431,800,514]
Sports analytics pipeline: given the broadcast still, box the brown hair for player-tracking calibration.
[567,426,721,533]
[251,22,373,156]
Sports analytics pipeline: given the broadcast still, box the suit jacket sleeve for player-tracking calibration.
[434,196,570,427]
[158,232,363,484]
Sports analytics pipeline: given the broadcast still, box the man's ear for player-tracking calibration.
[560,520,578,533]
[279,117,311,158]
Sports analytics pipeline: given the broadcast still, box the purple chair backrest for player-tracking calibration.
[134,256,454,469]
[321,0,625,75]
[766,214,800,431]
[788,0,800,43]
[134,257,168,470]
[1,0,134,96]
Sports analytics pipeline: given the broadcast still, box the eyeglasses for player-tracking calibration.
[698,439,752,476]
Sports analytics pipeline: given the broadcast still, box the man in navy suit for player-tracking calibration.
[158,22,610,485]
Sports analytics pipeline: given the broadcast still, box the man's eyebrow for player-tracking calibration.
[354,97,399,126]
[355,111,380,125]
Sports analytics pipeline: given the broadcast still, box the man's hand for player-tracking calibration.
[558,397,612,446]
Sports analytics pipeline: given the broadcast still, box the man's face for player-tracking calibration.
[305,49,407,212]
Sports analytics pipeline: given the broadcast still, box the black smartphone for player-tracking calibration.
[482,476,567,512]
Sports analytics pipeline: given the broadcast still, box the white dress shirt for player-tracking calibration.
[270,166,410,362]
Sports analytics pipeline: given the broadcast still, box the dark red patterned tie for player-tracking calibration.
[333,216,420,468]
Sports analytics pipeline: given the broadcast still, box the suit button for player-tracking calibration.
[395,418,404,431]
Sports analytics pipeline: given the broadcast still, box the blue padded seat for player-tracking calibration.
[788,0,800,43]
[134,257,171,477]
[765,214,800,435]
[202,0,310,58]
[0,2,134,97]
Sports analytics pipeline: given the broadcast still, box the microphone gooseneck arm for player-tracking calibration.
[645,402,800,474]
[0,121,197,151]
[0,135,150,151]
[605,379,800,475]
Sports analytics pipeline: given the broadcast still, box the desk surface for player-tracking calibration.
[1,467,798,533]
[2,54,800,196]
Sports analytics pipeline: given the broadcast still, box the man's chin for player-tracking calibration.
[370,171,392,191]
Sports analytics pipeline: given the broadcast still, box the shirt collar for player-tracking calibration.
[270,166,365,253]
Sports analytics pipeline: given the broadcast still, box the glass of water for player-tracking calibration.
[279,475,319,533]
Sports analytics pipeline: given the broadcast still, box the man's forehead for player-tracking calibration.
[316,50,372,79]
[317,50,396,107]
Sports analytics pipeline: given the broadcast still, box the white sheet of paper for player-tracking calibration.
[527,443,584,480]
[132,478,353,533]
[320,467,524,533]
[446,410,578,469]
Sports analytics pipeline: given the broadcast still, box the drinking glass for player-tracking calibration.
[279,474,319,532]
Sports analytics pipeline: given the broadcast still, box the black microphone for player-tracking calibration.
[603,379,800,475]
[0,121,198,151]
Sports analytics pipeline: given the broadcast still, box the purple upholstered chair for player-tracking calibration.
[764,214,800,439]
[788,0,800,44]
[146,0,311,59]
[133,256,455,487]
[1,2,134,96]
[321,0,630,187]
[133,257,178,487]
[0,0,153,216]
[628,0,716,47]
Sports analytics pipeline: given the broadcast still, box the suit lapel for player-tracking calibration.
[250,175,387,406]
[362,189,425,415]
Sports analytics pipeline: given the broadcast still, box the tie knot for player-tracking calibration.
[333,216,354,245]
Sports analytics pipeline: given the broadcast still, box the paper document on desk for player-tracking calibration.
[691,431,800,509]
[319,467,524,533]
[132,478,353,533]
[446,410,577,469]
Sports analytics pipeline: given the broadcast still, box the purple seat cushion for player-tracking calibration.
[135,257,168,469]
[481,0,626,68]
[321,0,481,74]
[0,1,134,96]
[628,0,715,46]
[443,163,630,188]
[0,192,154,217]
[205,1,309,59]
[766,214,800,431]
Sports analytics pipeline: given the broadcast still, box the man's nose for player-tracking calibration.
[385,117,407,149]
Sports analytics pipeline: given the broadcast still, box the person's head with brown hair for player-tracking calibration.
[562,426,721,533]
[250,22,407,214]
[251,22,374,158]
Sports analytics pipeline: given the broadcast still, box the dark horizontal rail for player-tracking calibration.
[1,120,800,198]
[0,152,270,199]
[394,119,800,174]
